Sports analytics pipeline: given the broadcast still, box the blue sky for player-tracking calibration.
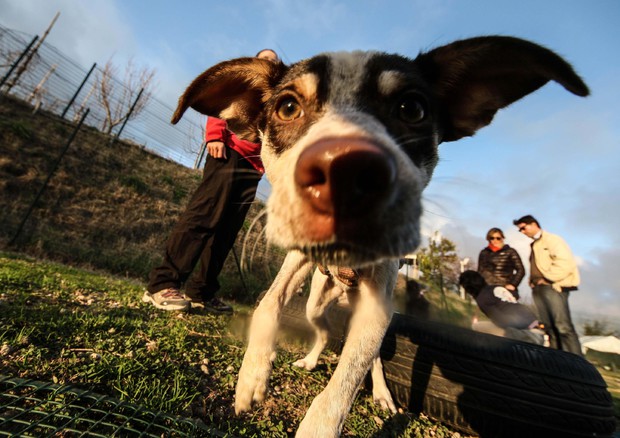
[2,0,619,319]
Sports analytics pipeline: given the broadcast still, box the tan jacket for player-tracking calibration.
[531,231,580,292]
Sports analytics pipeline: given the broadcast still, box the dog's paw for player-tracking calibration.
[234,349,273,414]
[292,357,317,371]
[233,385,255,414]
[373,385,397,414]
[234,370,270,414]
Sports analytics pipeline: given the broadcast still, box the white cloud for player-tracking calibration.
[0,0,136,67]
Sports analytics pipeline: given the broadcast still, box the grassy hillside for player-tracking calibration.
[0,95,284,303]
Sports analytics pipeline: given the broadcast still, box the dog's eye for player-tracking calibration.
[396,94,426,124]
[275,97,304,121]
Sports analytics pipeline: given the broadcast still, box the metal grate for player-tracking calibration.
[0,375,226,437]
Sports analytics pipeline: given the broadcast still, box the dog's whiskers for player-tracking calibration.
[299,242,387,267]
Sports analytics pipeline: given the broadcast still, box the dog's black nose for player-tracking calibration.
[295,138,396,239]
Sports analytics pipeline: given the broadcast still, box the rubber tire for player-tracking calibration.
[278,293,616,438]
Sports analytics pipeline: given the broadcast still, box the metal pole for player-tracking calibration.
[194,141,207,169]
[0,36,39,90]
[231,246,250,297]
[110,87,144,145]
[61,62,96,119]
[9,109,90,246]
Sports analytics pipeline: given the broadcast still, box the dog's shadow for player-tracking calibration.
[369,412,412,437]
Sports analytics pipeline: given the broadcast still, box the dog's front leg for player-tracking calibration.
[293,268,344,371]
[235,250,312,414]
[370,355,397,413]
[295,269,394,437]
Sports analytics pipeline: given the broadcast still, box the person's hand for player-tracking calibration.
[505,284,516,291]
[207,141,227,159]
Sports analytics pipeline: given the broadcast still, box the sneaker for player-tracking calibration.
[199,297,233,314]
[142,288,190,311]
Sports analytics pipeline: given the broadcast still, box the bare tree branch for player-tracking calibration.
[94,57,156,134]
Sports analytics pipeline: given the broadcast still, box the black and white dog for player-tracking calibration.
[171,36,588,437]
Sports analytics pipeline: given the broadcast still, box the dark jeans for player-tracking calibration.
[504,327,545,345]
[532,284,582,356]
[147,148,261,301]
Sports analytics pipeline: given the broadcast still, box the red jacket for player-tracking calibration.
[205,117,264,173]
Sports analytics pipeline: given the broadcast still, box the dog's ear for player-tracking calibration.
[416,36,589,142]
[171,58,287,142]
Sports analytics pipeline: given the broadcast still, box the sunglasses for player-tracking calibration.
[489,237,503,241]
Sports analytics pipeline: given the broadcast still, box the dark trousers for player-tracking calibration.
[532,284,582,356]
[147,148,261,300]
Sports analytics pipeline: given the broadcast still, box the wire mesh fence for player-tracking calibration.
[0,23,205,169]
[0,375,225,437]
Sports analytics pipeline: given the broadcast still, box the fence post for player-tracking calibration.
[194,141,207,169]
[110,87,144,146]
[61,62,97,119]
[0,35,39,91]
[231,246,250,297]
[9,109,90,246]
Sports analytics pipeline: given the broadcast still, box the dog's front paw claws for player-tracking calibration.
[234,374,254,414]
[234,394,252,415]
[234,377,268,414]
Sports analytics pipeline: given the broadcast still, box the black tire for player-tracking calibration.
[278,294,616,438]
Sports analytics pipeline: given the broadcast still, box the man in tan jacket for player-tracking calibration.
[513,215,582,355]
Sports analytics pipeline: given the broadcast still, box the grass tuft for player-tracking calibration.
[0,119,34,140]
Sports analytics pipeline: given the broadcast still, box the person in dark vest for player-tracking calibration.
[477,227,525,300]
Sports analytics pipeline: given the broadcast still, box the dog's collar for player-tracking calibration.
[317,264,360,288]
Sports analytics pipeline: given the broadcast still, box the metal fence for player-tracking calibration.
[0,375,224,437]
[0,24,205,169]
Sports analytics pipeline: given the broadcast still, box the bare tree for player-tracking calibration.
[26,63,56,113]
[94,57,156,134]
[3,12,59,93]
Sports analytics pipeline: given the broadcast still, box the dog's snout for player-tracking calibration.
[295,138,396,240]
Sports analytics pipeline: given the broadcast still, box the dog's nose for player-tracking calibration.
[295,138,396,232]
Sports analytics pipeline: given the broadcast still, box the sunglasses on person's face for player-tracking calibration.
[489,237,503,241]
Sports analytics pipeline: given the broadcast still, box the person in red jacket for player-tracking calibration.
[143,49,280,312]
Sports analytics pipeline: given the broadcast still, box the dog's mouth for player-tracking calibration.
[295,241,389,267]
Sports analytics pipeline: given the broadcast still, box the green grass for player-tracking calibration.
[0,252,465,437]
[0,119,34,140]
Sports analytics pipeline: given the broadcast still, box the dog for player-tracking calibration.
[171,36,588,437]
